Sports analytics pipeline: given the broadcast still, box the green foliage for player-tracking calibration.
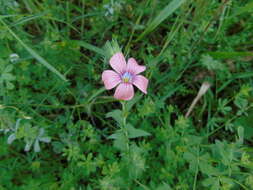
[0,61,16,90]
[137,0,187,40]
[0,0,253,189]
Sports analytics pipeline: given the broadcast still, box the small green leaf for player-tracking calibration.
[6,82,14,90]
[202,177,220,190]
[106,110,123,126]
[39,137,51,143]
[234,111,253,140]
[2,73,15,81]
[126,124,151,139]
[199,160,219,176]
[4,65,13,72]
[237,126,244,145]
[107,132,120,140]
[202,177,216,187]
[157,183,172,190]
[183,151,197,172]
[24,140,33,152]
[7,134,16,144]
[234,97,248,110]
[111,131,128,151]
[200,55,227,71]
[34,139,41,152]
[218,99,231,115]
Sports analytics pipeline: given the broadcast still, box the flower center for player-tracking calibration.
[121,72,132,83]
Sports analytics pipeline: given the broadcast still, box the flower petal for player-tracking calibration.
[114,83,134,100]
[109,52,127,74]
[127,58,146,75]
[102,70,121,90]
[133,75,148,94]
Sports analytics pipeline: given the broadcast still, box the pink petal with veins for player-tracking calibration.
[114,83,134,100]
[109,52,127,74]
[127,58,146,75]
[102,70,121,90]
[133,75,148,94]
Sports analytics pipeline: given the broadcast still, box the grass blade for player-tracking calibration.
[0,19,68,82]
[137,0,186,41]
[233,1,253,17]
[10,13,46,27]
[217,72,253,93]
[73,40,105,56]
[207,51,253,59]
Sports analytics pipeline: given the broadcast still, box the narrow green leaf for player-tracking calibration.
[0,15,19,19]
[137,0,186,41]
[207,51,253,59]
[233,1,253,17]
[73,40,105,56]
[237,126,244,145]
[10,13,46,27]
[233,72,253,79]
[217,72,253,93]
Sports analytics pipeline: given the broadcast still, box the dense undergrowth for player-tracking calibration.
[0,0,253,189]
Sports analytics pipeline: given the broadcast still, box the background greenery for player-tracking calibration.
[0,0,253,189]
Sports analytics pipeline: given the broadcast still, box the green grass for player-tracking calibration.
[0,0,253,189]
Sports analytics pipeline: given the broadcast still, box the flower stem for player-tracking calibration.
[121,101,130,153]
[121,101,131,183]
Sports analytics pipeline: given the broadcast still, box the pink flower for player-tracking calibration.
[102,52,148,100]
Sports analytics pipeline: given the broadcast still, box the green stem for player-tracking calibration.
[121,101,131,183]
[232,179,250,190]
[121,101,130,154]
[193,146,199,190]
[0,105,30,119]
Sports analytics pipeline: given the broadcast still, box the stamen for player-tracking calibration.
[121,72,132,83]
